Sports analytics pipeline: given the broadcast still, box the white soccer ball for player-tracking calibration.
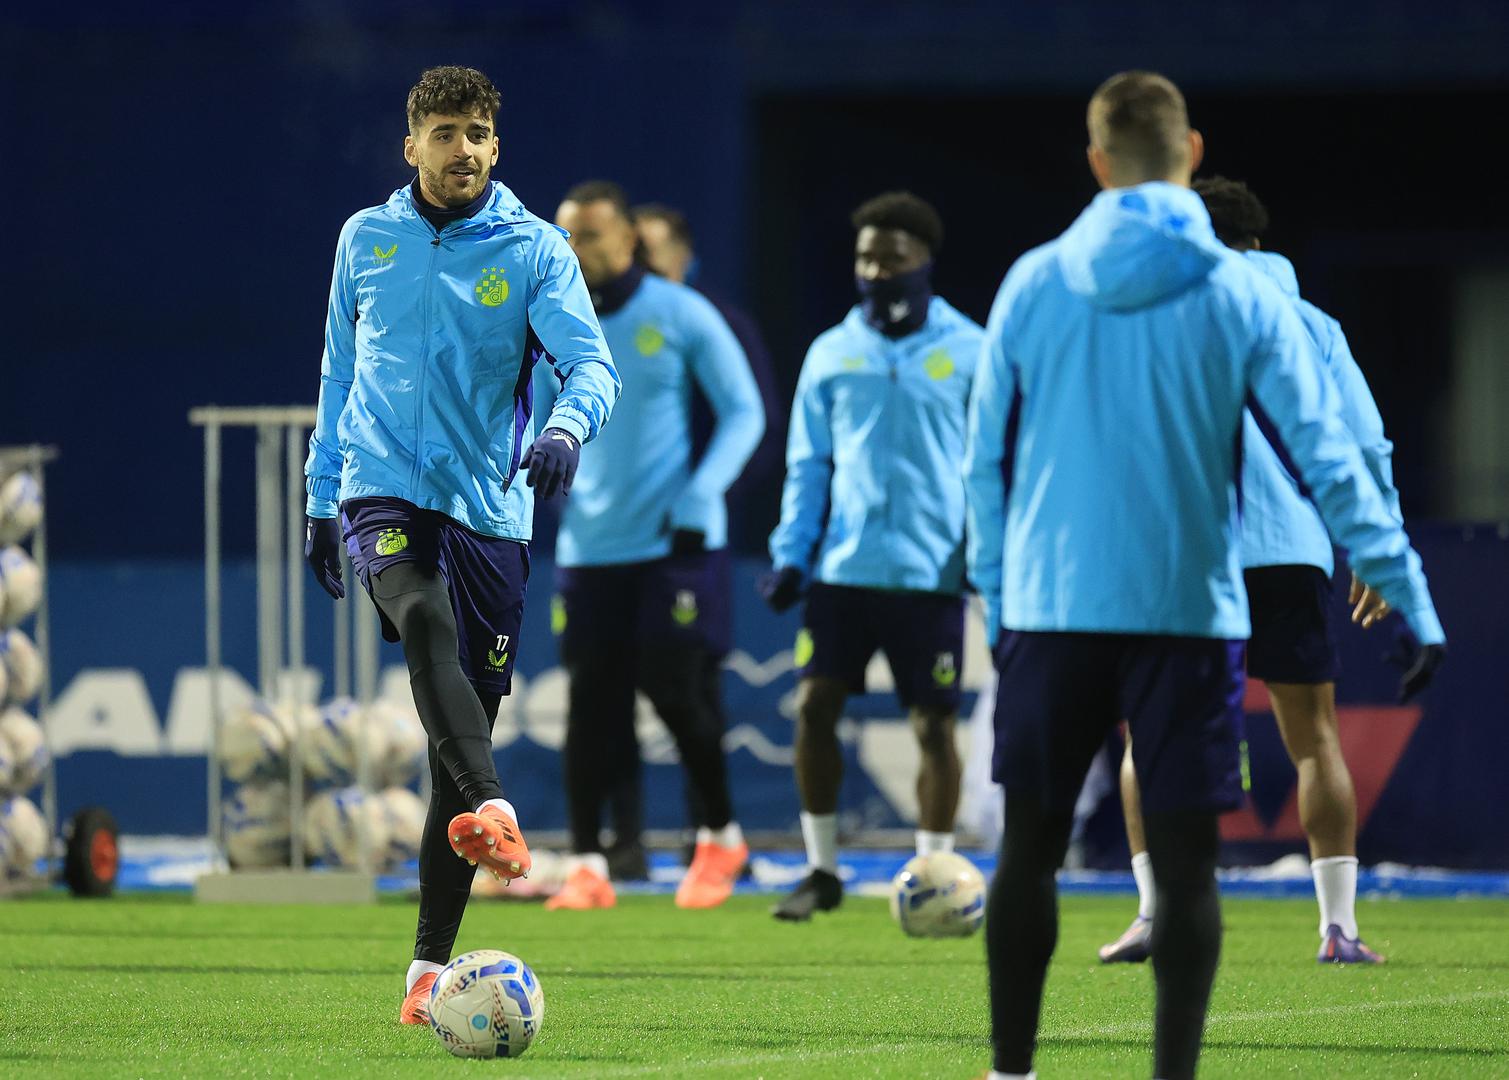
[0,472,42,546]
[0,630,42,706]
[223,781,292,868]
[368,700,426,787]
[889,851,987,938]
[0,795,49,879]
[218,700,296,784]
[300,697,377,786]
[0,546,41,629]
[303,785,389,868]
[428,949,545,1059]
[379,785,426,865]
[0,708,49,795]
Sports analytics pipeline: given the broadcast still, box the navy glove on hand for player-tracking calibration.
[520,427,580,499]
[305,516,345,600]
[670,528,706,558]
[1395,641,1446,704]
[758,566,804,613]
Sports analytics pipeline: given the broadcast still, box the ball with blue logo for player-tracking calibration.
[427,949,545,1058]
[889,851,987,938]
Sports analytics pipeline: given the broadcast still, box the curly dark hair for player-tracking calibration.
[406,66,501,133]
[633,203,694,248]
[1193,176,1269,250]
[562,179,632,220]
[850,191,944,255]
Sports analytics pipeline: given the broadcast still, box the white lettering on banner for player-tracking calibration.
[49,669,165,755]
[163,668,257,754]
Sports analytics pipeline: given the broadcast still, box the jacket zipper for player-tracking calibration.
[410,231,442,495]
[884,342,899,588]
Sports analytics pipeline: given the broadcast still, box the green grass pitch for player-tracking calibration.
[4,893,1507,1077]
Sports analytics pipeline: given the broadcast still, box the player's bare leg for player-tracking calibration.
[773,676,848,920]
[1099,736,1154,963]
[912,705,960,854]
[1268,681,1381,962]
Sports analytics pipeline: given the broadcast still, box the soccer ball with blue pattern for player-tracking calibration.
[889,851,987,938]
[428,949,545,1058]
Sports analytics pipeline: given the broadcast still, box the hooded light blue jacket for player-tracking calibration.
[770,298,984,594]
[545,273,764,567]
[965,182,1442,646]
[1239,250,1401,574]
[305,182,620,540]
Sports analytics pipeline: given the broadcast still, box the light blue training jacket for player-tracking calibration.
[965,182,1443,646]
[770,297,984,594]
[545,272,764,567]
[1239,250,1402,574]
[305,181,621,540]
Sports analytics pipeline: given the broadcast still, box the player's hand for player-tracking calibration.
[304,516,345,600]
[520,427,580,499]
[757,565,804,613]
[670,528,706,557]
[1349,573,1391,629]
[1382,633,1442,708]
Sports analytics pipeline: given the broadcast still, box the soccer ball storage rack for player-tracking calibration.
[190,406,393,904]
[0,443,119,899]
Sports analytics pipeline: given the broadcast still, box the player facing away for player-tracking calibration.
[965,72,1445,1080]
[1098,177,1411,968]
[542,181,765,912]
[762,192,984,922]
[301,67,620,1024]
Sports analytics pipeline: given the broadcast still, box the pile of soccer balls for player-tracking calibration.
[218,696,427,870]
[889,851,987,938]
[0,470,49,886]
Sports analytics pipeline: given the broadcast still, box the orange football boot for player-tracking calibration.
[674,840,748,909]
[544,863,617,910]
[447,804,531,882]
[399,971,438,1025]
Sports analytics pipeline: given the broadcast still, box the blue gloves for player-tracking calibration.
[305,516,345,599]
[520,427,580,499]
[1395,641,1446,704]
[757,565,804,613]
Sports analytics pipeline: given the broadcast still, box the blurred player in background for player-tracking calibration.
[542,180,765,912]
[571,203,785,877]
[1099,177,1411,968]
[762,192,983,922]
[302,66,619,1025]
[965,71,1445,1080]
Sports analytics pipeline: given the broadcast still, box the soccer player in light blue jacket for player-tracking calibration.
[1101,177,1407,970]
[539,181,764,913]
[762,192,984,922]
[299,67,619,1026]
[964,73,1444,1080]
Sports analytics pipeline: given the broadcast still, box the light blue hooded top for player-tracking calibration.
[544,272,764,567]
[769,298,984,594]
[1239,250,1402,574]
[305,182,621,541]
[965,182,1443,646]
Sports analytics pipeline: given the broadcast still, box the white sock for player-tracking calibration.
[800,812,839,875]
[1312,855,1359,938]
[406,959,444,994]
[987,1071,1036,1079]
[697,821,745,849]
[568,852,610,879]
[477,797,519,827]
[915,830,955,856]
[1132,850,1157,921]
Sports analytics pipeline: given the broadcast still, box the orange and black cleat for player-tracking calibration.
[447,804,532,882]
[399,971,438,1025]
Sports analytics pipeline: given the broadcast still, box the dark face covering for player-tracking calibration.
[856,262,932,338]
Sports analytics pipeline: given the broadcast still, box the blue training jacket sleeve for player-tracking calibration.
[768,347,834,575]
[304,218,360,518]
[528,231,621,445]
[1245,292,1444,645]
[672,299,765,530]
[1321,318,1402,523]
[964,284,1017,646]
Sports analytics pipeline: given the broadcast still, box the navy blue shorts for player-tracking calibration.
[554,549,732,661]
[993,631,1245,817]
[340,497,529,694]
[798,583,965,712]
[1243,565,1339,684]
